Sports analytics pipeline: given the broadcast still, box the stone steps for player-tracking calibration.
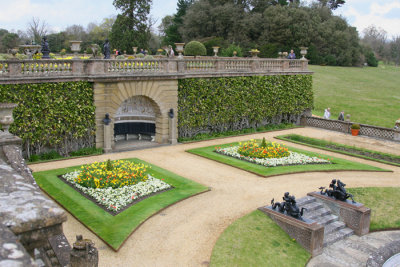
[297,196,354,248]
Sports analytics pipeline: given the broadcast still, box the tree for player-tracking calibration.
[27,17,48,44]
[362,25,388,60]
[390,36,400,66]
[161,0,194,46]
[1,33,19,51]
[317,0,345,10]
[110,0,152,53]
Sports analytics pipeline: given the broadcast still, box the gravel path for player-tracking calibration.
[30,127,400,267]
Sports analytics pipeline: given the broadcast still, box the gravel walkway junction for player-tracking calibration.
[29,127,400,267]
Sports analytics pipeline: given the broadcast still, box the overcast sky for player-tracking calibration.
[1,0,399,39]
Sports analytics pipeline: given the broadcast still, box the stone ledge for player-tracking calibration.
[308,191,370,236]
[367,239,400,266]
[0,224,37,267]
[258,206,324,256]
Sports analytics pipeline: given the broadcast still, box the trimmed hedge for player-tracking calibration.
[184,41,207,56]
[178,75,313,138]
[0,81,95,158]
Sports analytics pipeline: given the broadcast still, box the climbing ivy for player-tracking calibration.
[0,81,95,157]
[178,75,313,137]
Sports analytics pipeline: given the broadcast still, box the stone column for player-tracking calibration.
[168,109,177,145]
[70,236,98,267]
[102,113,112,153]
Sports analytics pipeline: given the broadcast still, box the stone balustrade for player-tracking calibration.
[0,57,309,84]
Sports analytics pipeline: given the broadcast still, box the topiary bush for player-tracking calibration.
[184,41,207,56]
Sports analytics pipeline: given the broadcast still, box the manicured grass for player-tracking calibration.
[210,210,310,267]
[178,123,298,143]
[310,64,400,128]
[348,187,400,231]
[187,141,389,177]
[211,187,400,266]
[276,134,400,167]
[33,158,209,251]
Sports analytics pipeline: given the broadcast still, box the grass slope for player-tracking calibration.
[310,64,400,128]
[348,187,400,231]
[210,210,310,267]
[33,158,209,251]
[187,141,389,177]
[276,134,400,167]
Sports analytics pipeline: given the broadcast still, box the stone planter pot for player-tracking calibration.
[174,43,185,59]
[0,103,17,133]
[351,129,359,136]
[70,41,82,59]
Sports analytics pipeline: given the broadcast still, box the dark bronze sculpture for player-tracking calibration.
[319,179,355,203]
[103,39,110,59]
[41,36,50,59]
[271,192,306,219]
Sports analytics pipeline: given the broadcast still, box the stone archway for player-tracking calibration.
[114,95,159,143]
[94,79,178,151]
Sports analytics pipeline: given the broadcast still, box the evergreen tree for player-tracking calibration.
[162,0,194,46]
[110,0,152,53]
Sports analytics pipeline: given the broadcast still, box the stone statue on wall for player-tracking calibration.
[103,39,110,59]
[271,192,307,219]
[41,36,50,59]
[319,179,355,203]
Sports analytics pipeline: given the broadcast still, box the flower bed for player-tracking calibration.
[61,159,172,211]
[216,142,330,167]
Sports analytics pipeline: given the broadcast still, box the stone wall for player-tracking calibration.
[0,131,67,266]
[94,79,178,149]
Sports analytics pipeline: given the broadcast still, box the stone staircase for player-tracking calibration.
[297,196,354,247]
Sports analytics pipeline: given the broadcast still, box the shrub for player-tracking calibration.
[136,53,145,58]
[85,47,93,54]
[221,44,243,57]
[15,53,28,60]
[69,147,103,157]
[366,51,378,67]
[144,55,154,60]
[351,123,360,130]
[238,139,290,159]
[116,55,125,60]
[60,49,66,57]
[75,160,150,189]
[184,41,207,56]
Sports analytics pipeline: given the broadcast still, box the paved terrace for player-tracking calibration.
[30,127,400,267]
[0,57,310,83]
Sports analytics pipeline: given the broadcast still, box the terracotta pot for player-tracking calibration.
[351,129,359,136]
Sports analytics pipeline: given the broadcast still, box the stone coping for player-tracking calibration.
[0,224,37,267]
[367,239,400,267]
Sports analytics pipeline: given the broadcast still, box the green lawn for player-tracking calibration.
[211,187,400,267]
[33,158,209,251]
[276,134,400,167]
[210,210,310,267]
[187,141,390,177]
[348,187,400,231]
[310,64,400,128]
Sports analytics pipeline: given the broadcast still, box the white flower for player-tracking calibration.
[216,146,330,167]
[62,171,171,211]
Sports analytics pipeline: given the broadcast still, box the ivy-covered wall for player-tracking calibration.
[178,75,313,137]
[0,82,95,157]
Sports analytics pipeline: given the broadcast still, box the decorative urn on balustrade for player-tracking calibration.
[0,103,18,133]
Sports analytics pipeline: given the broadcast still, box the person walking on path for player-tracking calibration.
[324,108,331,119]
[338,111,345,121]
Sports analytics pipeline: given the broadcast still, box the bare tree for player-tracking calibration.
[27,17,48,44]
[361,25,388,60]
[390,36,400,66]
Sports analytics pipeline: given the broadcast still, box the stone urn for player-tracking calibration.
[0,103,17,133]
[174,43,185,59]
[70,41,82,59]
[132,47,138,55]
[250,49,260,58]
[300,47,308,60]
[212,46,219,57]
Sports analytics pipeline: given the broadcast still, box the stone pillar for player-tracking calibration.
[394,130,400,141]
[102,113,112,153]
[168,109,177,145]
[70,236,98,267]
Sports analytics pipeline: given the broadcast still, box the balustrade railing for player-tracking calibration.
[0,57,309,81]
